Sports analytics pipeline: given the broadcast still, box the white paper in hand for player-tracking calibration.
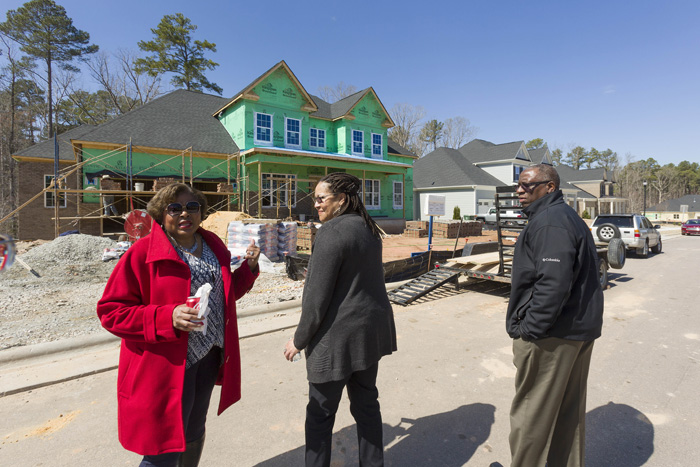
[191,283,212,335]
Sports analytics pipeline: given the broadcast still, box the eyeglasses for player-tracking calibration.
[314,193,335,204]
[517,180,551,193]
[166,201,201,216]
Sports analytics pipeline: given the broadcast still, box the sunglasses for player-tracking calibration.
[166,201,201,216]
[517,180,551,193]
[314,193,335,204]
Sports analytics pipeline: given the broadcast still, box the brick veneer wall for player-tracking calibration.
[16,160,101,240]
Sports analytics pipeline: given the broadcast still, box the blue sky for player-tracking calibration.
[6,0,699,166]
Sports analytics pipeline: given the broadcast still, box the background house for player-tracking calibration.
[8,61,416,240]
[556,164,628,217]
[413,140,579,221]
[646,194,700,223]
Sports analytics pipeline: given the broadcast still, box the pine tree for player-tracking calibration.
[0,0,98,138]
[135,13,222,95]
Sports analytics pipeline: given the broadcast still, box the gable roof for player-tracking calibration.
[413,147,504,189]
[14,124,96,161]
[459,139,528,163]
[528,145,550,164]
[214,60,318,116]
[647,194,700,212]
[72,90,238,154]
[309,88,394,127]
[557,164,607,182]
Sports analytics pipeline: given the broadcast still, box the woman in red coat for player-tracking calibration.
[97,183,259,466]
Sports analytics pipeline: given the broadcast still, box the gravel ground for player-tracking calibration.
[0,234,304,350]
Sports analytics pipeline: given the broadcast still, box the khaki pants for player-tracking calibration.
[509,337,594,467]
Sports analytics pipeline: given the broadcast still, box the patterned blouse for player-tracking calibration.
[175,238,226,369]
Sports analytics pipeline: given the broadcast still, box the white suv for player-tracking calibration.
[590,214,662,258]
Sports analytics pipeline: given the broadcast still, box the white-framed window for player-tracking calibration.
[352,130,364,156]
[371,133,383,158]
[285,117,301,149]
[261,173,297,207]
[254,112,272,145]
[44,175,67,208]
[361,179,380,210]
[309,128,325,150]
[393,181,403,209]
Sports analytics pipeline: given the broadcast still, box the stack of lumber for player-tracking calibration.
[442,251,509,275]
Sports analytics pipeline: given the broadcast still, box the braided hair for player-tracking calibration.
[319,172,383,239]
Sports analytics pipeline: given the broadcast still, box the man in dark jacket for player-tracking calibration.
[507,164,603,467]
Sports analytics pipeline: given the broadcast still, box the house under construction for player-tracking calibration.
[4,61,416,241]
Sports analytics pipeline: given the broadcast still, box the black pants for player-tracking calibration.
[305,363,384,467]
[139,347,220,467]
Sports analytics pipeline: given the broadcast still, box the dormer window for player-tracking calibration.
[352,130,364,156]
[285,117,301,149]
[254,112,272,145]
[371,133,383,158]
[310,128,325,150]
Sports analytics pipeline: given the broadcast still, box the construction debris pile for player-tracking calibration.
[0,234,304,350]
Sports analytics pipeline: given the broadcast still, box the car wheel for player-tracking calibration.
[607,238,626,269]
[596,223,621,243]
[598,258,608,289]
[651,237,662,254]
[636,240,649,258]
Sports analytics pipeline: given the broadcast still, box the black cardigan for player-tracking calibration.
[294,213,397,383]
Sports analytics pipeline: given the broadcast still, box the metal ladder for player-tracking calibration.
[494,186,527,278]
[387,268,462,306]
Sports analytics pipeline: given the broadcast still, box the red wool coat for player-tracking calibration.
[97,225,257,455]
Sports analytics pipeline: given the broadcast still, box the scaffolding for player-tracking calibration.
[1,133,409,239]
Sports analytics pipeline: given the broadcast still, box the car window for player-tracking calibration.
[689,220,700,225]
[593,217,633,228]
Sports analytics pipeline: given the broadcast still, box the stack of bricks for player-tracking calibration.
[432,220,482,238]
[404,220,428,238]
[152,178,179,191]
[406,220,428,230]
[296,224,317,251]
[100,178,121,190]
[217,182,235,193]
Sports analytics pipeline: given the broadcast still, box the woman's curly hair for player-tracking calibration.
[146,183,208,224]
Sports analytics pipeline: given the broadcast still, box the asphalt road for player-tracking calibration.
[1,233,698,466]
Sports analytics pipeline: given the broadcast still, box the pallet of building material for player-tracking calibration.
[433,221,482,238]
[403,228,427,238]
[152,178,179,191]
[296,224,317,251]
[100,179,121,190]
[406,220,428,230]
[217,183,235,193]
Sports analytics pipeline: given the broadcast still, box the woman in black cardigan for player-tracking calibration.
[284,172,397,467]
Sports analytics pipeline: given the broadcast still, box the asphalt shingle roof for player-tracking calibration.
[14,124,96,161]
[528,146,549,164]
[459,139,527,163]
[647,194,700,212]
[413,147,504,189]
[75,90,237,154]
[387,138,416,157]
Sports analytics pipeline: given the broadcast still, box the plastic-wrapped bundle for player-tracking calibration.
[227,222,276,234]
[227,221,279,261]
[276,221,298,258]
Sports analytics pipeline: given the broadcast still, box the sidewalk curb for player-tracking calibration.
[0,280,409,397]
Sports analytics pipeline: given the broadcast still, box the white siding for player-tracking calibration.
[480,162,514,185]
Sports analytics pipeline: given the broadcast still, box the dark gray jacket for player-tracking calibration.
[294,213,397,383]
[506,190,604,341]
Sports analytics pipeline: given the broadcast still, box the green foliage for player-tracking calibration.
[526,138,544,150]
[419,119,444,153]
[0,0,98,137]
[581,210,590,219]
[550,148,563,166]
[453,206,461,220]
[136,13,222,95]
[564,146,587,169]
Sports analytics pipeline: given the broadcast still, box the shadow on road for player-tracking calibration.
[586,401,654,467]
[255,403,496,467]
